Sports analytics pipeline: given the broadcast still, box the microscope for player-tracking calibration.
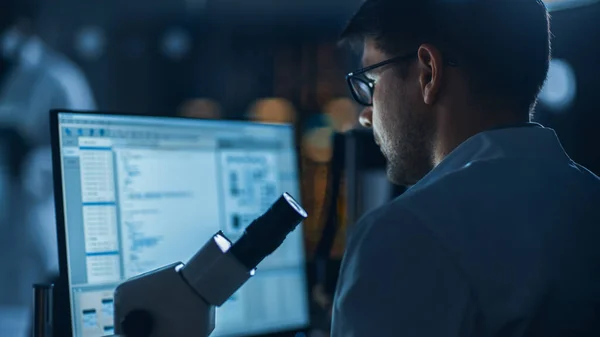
[108,192,308,337]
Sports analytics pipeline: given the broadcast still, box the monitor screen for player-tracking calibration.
[53,111,309,337]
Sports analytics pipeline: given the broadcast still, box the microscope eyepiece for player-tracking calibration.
[229,193,307,271]
[283,192,308,218]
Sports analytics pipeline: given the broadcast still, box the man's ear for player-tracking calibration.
[417,44,444,105]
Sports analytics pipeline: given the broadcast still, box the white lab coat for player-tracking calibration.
[332,124,600,337]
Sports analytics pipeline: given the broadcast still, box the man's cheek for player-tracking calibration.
[372,109,385,133]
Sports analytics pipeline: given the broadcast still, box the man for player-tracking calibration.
[0,2,96,336]
[332,0,600,336]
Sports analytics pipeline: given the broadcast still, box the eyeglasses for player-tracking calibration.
[345,52,458,107]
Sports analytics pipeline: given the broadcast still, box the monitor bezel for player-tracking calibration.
[49,109,310,337]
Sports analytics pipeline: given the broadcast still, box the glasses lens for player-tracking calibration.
[349,77,372,105]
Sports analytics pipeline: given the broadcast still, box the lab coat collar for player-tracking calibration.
[410,123,571,190]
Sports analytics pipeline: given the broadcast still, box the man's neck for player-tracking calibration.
[432,107,530,166]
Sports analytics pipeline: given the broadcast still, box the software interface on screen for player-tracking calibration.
[55,112,309,337]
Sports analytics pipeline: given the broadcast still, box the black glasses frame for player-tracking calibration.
[346,52,458,106]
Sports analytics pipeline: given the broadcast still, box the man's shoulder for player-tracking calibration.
[352,152,600,247]
[351,171,467,237]
[381,164,478,218]
[400,155,600,211]
[348,199,445,256]
[350,160,526,252]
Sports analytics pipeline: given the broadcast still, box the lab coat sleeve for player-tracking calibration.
[332,207,476,337]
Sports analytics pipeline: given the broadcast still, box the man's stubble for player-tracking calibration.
[379,96,436,187]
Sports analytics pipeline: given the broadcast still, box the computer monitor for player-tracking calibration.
[50,110,309,337]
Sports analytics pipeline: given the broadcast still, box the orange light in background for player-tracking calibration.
[179,98,222,119]
[302,127,334,163]
[323,98,359,133]
[247,98,297,124]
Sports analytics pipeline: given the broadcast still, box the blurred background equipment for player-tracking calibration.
[178,97,223,119]
[51,111,309,337]
[32,283,54,337]
[301,114,335,164]
[322,98,357,133]
[0,1,96,336]
[341,129,406,227]
[0,0,597,336]
[538,58,578,112]
[0,127,32,337]
[74,26,106,61]
[247,98,297,124]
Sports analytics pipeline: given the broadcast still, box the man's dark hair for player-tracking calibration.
[341,0,551,112]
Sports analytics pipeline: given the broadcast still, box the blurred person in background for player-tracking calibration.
[0,1,96,336]
[333,0,600,336]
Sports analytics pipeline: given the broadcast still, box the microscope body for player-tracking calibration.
[114,263,216,337]
[114,233,252,337]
